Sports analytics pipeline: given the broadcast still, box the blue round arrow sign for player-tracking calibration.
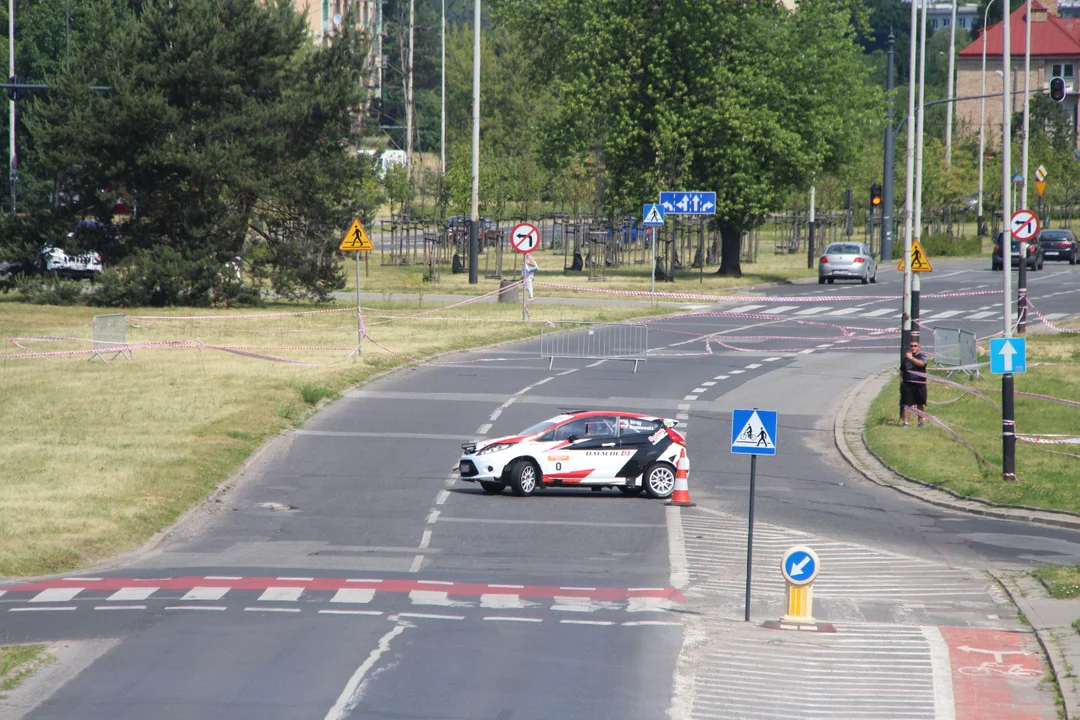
[781,546,820,586]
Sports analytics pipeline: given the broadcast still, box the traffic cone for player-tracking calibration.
[665,448,696,507]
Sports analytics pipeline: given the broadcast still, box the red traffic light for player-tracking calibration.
[1050,76,1067,103]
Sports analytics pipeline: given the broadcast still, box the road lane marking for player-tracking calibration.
[419,530,432,549]
[921,626,957,720]
[728,370,744,374]
[560,620,614,625]
[182,587,229,601]
[666,506,689,590]
[346,578,383,583]
[861,308,893,317]
[726,304,766,313]
[794,307,832,315]
[395,613,465,620]
[762,305,799,315]
[417,580,454,585]
[683,395,698,400]
[713,375,729,380]
[410,591,473,607]
[744,363,761,369]
[436,517,664,528]
[426,510,440,524]
[489,584,525,589]
[277,577,314,581]
[324,622,409,720]
[409,555,424,573]
[484,616,542,622]
[966,311,996,319]
[95,605,146,611]
[205,575,242,580]
[435,490,450,505]
[10,606,76,612]
[476,423,492,434]
[623,621,682,626]
[30,588,82,603]
[701,381,716,387]
[331,589,375,604]
[319,609,383,616]
[259,587,304,602]
[481,594,535,609]
[692,388,707,393]
[165,606,226,611]
[244,607,301,613]
[107,587,158,602]
[763,357,781,362]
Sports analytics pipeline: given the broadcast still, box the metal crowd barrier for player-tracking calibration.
[90,313,133,363]
[932,326,979,377]
[539,322,648,372]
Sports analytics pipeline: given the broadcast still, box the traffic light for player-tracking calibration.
[870,182,883,208]
[1050,76,1067,103]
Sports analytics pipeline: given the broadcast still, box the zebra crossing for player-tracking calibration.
[688,624,940,720]
[680,510,1004,623]
[724,302,1074,324]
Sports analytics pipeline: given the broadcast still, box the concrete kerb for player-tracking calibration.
[833,369,1080,532]
[990,569,1080,720]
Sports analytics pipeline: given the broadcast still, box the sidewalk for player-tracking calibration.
[834,369,1080,719]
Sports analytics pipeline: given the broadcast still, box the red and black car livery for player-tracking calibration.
[458,411,687,498]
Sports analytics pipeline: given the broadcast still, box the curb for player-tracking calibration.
[832,370,1080,532]
[990,569,1080,720]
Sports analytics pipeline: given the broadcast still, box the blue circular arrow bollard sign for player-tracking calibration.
[781,545,820,586]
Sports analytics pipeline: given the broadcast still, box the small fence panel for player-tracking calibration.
[539,322,648,372]
[932,326,979,377]
[92,313,131,363]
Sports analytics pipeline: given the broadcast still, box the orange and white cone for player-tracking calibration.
[665,448,696,507]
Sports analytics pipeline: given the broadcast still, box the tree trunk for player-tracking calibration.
[716,224,743,276]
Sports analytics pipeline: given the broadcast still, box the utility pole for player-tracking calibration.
[900,0,919,417]
[882,31,896,263]
[806,185,816,270]
[1018,0,1032,335]
[405,0,415,203]
[8,0,16,215]
[440,0,446,185]
[1001,0,1015,482]
[946,0,958,168]
[469,0,480,284]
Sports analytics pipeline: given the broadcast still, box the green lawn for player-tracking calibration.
[864,333,1080,511]
[0,645,49,695]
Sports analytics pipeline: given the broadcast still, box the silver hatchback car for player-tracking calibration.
[818,242,877,285]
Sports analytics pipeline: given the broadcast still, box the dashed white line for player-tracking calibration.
[319,609,383,616]
[817,343,834,348]
[94,605,146,611]
[346,578,383,583]
[683,395,698,400]
[165,606,227,612]
[436,490,450,505]
[559,586,596,591]
[417,580,455,586]
[799,349,816,354]
[395,612,465,620]
[489,584,525,589]
[702,381,716,387]
[476,423,492,435]
[763,357,781,362]
[489,410,502,421]
[713,375,729,380]
[677,403,691,411]
[744,363,761,369]
[693,387,707,393]
[484,616,543,623]
[622,621,683,627]
[277,577,314,582]
[426,510,440,524]
[560,620,614,626]
[205,576,242,580]
[419,530,432,549]
[728,370,744,374]
[259,587,304,602]
[244,607,301,613]
[11,606,76,612]
[409,555,424,573]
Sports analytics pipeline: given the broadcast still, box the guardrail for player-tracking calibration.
[539,322,648,372]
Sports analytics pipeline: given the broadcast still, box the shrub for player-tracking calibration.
[13,274,86,305]
[299,384,336,405]
[892,234,981,259]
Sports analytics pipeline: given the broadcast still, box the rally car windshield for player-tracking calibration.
[516,417,565,436]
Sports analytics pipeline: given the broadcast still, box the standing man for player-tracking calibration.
[521,253,539,301]
[901,340,928,428]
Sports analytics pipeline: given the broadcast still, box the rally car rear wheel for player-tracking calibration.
[643,463,676,499]
[480,481,505,494]
[509,460,539,497]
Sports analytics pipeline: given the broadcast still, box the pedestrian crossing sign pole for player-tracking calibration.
[339,218,374,356]
[731,408,779,621]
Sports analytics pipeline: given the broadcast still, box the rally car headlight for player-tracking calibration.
[476,443,513,455]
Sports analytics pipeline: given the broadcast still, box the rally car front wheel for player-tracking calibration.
[643,462,676,499]
[509,460,540,497]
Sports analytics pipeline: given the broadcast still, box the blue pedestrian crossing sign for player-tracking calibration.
[989,337,1027,374]
[730,409,778,456]
[660,191,716,215]
[781,546,819,586]
[642,203,666,226]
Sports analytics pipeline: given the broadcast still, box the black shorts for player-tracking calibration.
[902,382,927,408]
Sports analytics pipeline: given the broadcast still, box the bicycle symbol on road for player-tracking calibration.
[956,645,1039,677]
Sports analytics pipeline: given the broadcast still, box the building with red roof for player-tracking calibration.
[955,0,1078,144]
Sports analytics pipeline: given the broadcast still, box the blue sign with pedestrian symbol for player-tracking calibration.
[730,409,778,456]
[781,546,819,586]
[642,203,666,226]
[989,337,1027,374]
[660,191,716,215]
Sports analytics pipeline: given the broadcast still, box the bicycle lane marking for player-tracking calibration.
[938,627,1056,720]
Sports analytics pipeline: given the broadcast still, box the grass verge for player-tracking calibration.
[0,645,50,695]
[864,333,1080,512]
[0,298,668,577]
[1035,566,1080,600]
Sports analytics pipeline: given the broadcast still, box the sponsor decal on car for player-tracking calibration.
[583,450,634,456]
[649,429,666,445]
[547,455,570,462]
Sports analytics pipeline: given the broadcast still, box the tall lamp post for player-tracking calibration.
[1001,0,1015,482]
[977,0,996,237]
[900,0,920,415]
[881,31,896,263]
[945,0,958,169]
[468,0,480,284]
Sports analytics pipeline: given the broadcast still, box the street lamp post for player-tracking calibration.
[900,0,920,418]
[1001,0,1016,482]
[977,0,996,237]
[913,0,930,342]
[469,0,480,284]
[882,32,896,263]
[1018,0,1033,335]
[946,0,958,168]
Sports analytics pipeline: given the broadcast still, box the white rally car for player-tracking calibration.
[457,411,687,498]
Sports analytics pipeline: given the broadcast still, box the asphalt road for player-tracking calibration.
[3,257,1079,719]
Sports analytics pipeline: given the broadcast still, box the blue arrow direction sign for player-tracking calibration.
[659,191,716,215]
[642,203,666,226]
[990,337,1027,374]
[730,409,778,456]
[781,546,819,586]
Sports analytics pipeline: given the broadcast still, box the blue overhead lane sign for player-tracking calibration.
[660,191,716,215]
[989,338,1027,374]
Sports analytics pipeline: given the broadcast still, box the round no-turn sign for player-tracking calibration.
[510,222,540,254]
[1010,209,1040,241]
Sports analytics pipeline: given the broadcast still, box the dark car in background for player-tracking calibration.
[992,233,1044,271]
[1038,228,1078,265]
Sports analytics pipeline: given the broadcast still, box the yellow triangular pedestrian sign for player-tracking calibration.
[896,238,933,272]
[339,219,374,252]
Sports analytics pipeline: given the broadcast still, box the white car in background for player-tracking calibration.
[818,242,877,285]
